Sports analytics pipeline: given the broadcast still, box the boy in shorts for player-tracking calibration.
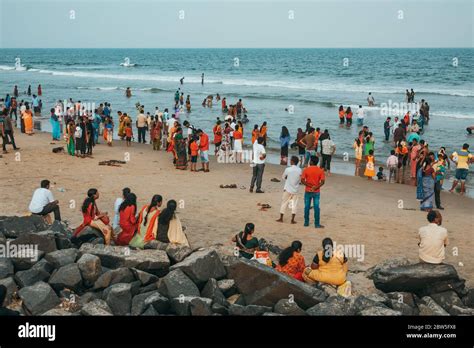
[125,122,133,147]
[190,137,199,172]
[449,143,473,195]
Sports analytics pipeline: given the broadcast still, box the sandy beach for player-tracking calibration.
[1,131,473,287]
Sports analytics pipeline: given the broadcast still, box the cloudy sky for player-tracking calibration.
[0,0,472,48]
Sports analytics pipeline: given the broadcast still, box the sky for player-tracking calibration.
[0,0,473,48]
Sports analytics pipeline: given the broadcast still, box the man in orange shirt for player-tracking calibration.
[197,129,210,172]
[301,156,325,228]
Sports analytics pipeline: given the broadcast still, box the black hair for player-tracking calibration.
[257,136,265,144]
[322,238,334,263]
[240,222,255,243]
[390,149,395,155]
[122,187,131,197]
[82,188,98,216]
[40,180,50,188]
[427,210,437,223]
[144,195,163,226]
[278,240,302,267]
[369,150,374,155]
[158,199,177,225]
[281,126,289,138]
[119,193,137,213]
[310,155,319,166]
[290,155,299,166]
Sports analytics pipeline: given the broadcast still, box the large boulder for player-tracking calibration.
[10,230,57,254]
[462,289,474,308]
[166,244,193,263]
[225,256,328,309]
[170,249,226,287]
[77,254,102,287]
[48,264,83,292]
[81,299,113,316]
[370,262,463,296]
[0,258,14,279]
[45,249,79,269]
[228,304,273,316]
[0,232,6,245]
[170,296,213,316]
[416,296,450,316]
[104,283,132,315]
[93,268,135,290]
[0,215,48,238]
[351,295,390,314]
[157,269,200,298]
[41,308,77,316]
[0,277,18,305]
[10,250,45,271]
[131,268,158,286]
[201,278,227,306]
[358,307,402,316]
[217,279,237,297]
[15,268,50,288]
[131,291,170,316]
[17,281,61,315]
[274,298,306,316]
[307,296,354,316]
[430,291,465,315]
[79,244,170,276]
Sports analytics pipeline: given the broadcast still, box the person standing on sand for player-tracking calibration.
[383,117,392,142]
[50,108,61,141]
[301,155,325,228]
[449,143,473,195]
[364,149,375,180]
[259,122,268,147]
[418,210,448,264]
[251,124,260,145]
[295,128,306,166]
[22,105,33,135]
[393,123,406,145]
[1,110,19,153]
[66,121,75,156]
[320,133,336,175]
[353,138,363,176]
[386,150,398,184]
[213,120,223,155]
[250,137,266,193]
[279,126,290,165]
[277,156,302,224]
[299,127,316,166]
[410,139,421,179]
[136,110,147,144]
[197,129,210,172]
[432,157,446,210]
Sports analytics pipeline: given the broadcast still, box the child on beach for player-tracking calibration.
[74,124,82,157]
[105,118,113,146]
[376,167,386,181]
[125,122,133,147]
[189,137,199,172]
[364,149,375,180]
[386,149,399,183]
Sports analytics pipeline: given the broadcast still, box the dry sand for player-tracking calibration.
[1,131,473,287]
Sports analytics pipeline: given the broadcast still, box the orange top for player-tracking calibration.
[276,252,306,278]
[301,165,325,193]
[190,142,199,156]
[260,126,267,137]
[252,130,259,144]
[234,130,243,140]
[199,133,209,151]
[125,127,133,137]
[339,110,345,118]
[213,124,222,143]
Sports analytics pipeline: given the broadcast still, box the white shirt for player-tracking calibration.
[29,188,55,214]
[113,197,124,229]
[321,139,335,155]
[418,223,448,264]
[386,155,398,167]
[230,122,236,137]
[166,117,176,133]
[357,108,364,119]
[253,143,266,165]
[282,165,302,194]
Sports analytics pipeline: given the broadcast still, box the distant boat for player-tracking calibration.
[120,57,136,67]
[14,57,27,71]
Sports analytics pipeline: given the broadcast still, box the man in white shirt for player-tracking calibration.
[357,105,364,126]
[250,137,266,193]
[418,210,448,264]
[136,111,147,144]
[277,156,302,224]
[321,135,336,175]
[28,180,61,222]
[113,187,131,231]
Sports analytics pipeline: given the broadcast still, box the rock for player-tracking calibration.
[364,293,391,307]
[45,249,79,269]
[217,279,237,297]
[48,264,83,292]
[0,258,14,279]
[166,244,193,263]
[157,269,200,298]
[228,304,273,316]
[0,277,18,305]
[130,280,142,297]
[77,254,102,287]
[31,258,54,275]
[10,230,57,254]
[386,292,416,308]
[225,256,327,309]
[0,215,48,238]
[132,291,168,315]
[15,268,50,287]
[390,300,418,315]
[351,295,389,314]
[0,232,6,245]
[10,250,45,271]
[78,292,101,306]
[430,291,465,314]
[263,312,284,316]
[418,279,468,298]
[462,289,474,308]
[449,305,474,315]
[93,267,135,290]
[171,296,213,316]
[144,240,168,250]
[139,282,158,294]
[370,262,462,295]
[319,284,338,297]
[79,244,170,276]
[358,307,402,316]
[141,306,159,316]
[18,281,61,315]
[366,257,413,278]
[104,283,132,315]
[42,308,78,316]
[211,303,229,315]
[50,220,69,235]
[201,278,227,306]
[307,296,354,316]
[170,249,226,287]
[131,268,158,286]
[81,299,113,316]
[417,296,450,316]
[274,298,306,316]
[55,235,73,250]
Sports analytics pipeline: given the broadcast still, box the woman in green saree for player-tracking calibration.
[174,128,188,170]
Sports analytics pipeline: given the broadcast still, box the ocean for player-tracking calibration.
[1,48,473,186]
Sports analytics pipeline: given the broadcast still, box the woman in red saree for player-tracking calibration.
[74,188,113,245]
[129,195,162,249]
[115,193,138,246]
[275,241,306,281]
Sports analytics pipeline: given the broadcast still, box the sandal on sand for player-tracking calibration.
[270,178,281,182]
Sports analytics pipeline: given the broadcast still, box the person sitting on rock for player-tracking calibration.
[302,237,348,286]
[28,179,61,223]
[0,285,19,316]
[232,223,259,259]
[156,199,190,246]
[418,210,448,264]
[276,240,306,281]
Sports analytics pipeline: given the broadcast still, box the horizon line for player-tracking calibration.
[1,47,473,49]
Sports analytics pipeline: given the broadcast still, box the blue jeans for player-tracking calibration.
[305,150,316,164]
[304,192,321,226]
